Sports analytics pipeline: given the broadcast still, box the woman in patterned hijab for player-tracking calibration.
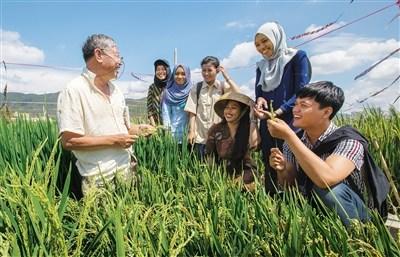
[146,59,171,126]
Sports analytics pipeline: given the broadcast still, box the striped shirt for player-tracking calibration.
[146,83,164,125]
[283,122,365,196]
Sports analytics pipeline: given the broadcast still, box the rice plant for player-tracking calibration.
[0,108,399,256]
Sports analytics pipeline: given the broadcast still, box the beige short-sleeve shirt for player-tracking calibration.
[57,68,131,178]
[184,80,227,144]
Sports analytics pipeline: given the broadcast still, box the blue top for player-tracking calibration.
[255,50,311,124]
[161,100,188,143]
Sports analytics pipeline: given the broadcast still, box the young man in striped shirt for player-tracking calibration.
[266,81,375,226]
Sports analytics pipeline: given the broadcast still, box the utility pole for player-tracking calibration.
[174,48,178,65]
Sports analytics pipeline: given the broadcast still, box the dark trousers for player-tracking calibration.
[58,148,83,200]
[260,122,284,195]
[190,143,206,161]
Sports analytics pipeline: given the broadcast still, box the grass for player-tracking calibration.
[0,108,399,256]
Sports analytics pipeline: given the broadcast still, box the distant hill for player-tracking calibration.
[6,92,59,103]
[3,92,147,119]
[5,92,145,104]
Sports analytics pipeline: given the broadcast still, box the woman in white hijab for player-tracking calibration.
[253,21,312,195]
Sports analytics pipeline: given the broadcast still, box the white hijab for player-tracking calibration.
[255,22,298,92]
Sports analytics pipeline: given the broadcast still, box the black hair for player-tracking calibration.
[153,59,171,88]
[154,59,169,69]
[200,56,220,68]
[225,102,250,174]
[296,81,344,120]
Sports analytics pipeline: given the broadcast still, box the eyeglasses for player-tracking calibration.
[99,48,124,63]
[99,48,125,79]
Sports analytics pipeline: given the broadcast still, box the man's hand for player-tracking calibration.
[269,148,286,172]
[217,65,226,76]
[267,118,294,140]
[218,65,231,82]
[114,134,138,148]
[139,124,157,137]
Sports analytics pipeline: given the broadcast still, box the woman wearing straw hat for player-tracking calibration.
[206,91,261,191]
[252,21,312,195]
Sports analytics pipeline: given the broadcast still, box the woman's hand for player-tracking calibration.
[256,97,268,110]
[254,97,269,119]
[254,108,274,120]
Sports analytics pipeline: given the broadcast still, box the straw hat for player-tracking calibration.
[214,91,254,119]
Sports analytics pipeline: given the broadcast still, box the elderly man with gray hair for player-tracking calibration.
[57,34,154,196]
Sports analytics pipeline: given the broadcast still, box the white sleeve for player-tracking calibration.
[57,87,85,135]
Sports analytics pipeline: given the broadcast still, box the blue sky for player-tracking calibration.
[1,0,399,111]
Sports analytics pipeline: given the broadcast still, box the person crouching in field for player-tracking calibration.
[266,81,389,226]
[206,91,261,191]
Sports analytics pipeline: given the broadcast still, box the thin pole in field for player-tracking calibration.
[174,48,178,65]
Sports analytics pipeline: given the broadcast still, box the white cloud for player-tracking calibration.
[115,77,152,99]
[225,21,256,29]
[308,34,399,75]
[4,66,78,94]
[0,29,151,99]
[306,33,379,54]
[358,57,400,81]
[221,41,258,69]
[344,57,400,111]
[1,64,155,98]
[340,57,400,112]
[310,50,359,75]
[343,79,399,113]
[303,28,399,112]
[239,77,256,99]
[0,29,45,64]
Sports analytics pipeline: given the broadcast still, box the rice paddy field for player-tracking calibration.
[0,107,399,256]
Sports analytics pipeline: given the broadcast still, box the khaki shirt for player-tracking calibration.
[57,68,131,178]
[184,80,227,144]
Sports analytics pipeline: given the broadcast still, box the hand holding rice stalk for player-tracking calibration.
[257,99,275,120]
[129,124,158,137]
[269,100,276,121]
